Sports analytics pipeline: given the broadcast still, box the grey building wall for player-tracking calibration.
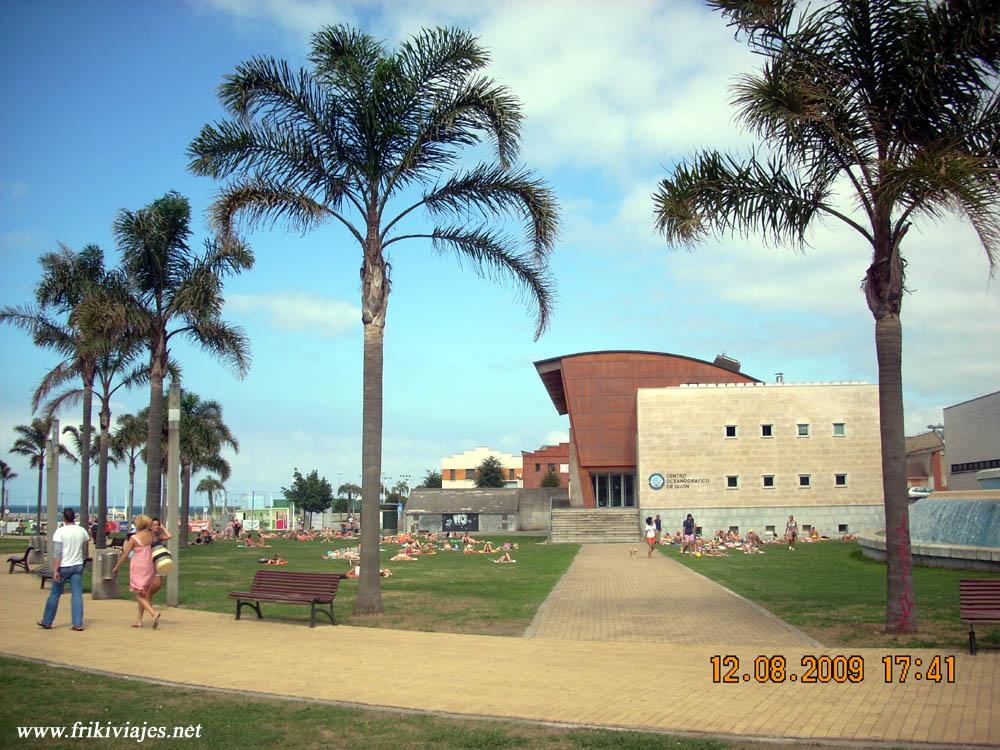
[944,390,1000,491]
[648,504,884,538]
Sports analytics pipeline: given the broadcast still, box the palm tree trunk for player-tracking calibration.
[96,400,112,549]
[181,462,191,546]
[35,456,44,528]
[79,380,94,529]
[354,239,388,616]
[127,458,136,523]
[144,343,165,517]
[877,313,917,633]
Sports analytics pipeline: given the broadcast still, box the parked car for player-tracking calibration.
[908,486,934,500]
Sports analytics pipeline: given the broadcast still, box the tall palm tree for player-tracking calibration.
[179,391,237,546]
[62,425,102,467]
[0,460,17,523]
[189,25,559,614]
[653,0,1000,633]
[44,323,145,547]
[89,192,252,517]
[0,244,110,528]
[196,475,226,518]
[112,412,147,524]
[9,418,76,526]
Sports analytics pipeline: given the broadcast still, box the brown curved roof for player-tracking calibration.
[534,350,760,416]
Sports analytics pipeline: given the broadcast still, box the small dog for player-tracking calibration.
[628,547,638,558]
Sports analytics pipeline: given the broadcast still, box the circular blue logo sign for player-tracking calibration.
[649,473,665,490]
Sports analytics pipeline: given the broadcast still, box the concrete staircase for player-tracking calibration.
[549,507,642,544]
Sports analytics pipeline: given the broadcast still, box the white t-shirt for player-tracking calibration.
[53,524,90,566]
[645,523,656,539]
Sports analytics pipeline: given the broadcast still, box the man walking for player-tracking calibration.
[38,508,90,631]
[654,514,663,543]
[682,513,696,555]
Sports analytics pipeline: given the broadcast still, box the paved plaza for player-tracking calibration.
[2,544,998,747]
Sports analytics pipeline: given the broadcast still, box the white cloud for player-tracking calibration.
[228,292,360,337]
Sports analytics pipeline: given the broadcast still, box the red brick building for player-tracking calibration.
[521,443,570,488]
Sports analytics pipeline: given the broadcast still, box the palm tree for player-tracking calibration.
[62,425,102,467]
[90,192,252,518]
[0,460,17,523]
[112,413,146,523]
[9,418,76,526]
[337,482,362,514]
[189,25,558,614]
[179,391,237,546]
[0,243,110,529]
[196,475,226,519]
[45,324,145,547]
[653,0,1000,633]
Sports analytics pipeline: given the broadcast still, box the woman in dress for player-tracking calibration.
[112,514,160,628]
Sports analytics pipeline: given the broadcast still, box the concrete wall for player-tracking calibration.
[637,382,883,513]
[648,504,884,538]
[944,391,1000,491]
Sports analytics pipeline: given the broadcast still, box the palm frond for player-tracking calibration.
[38,386,85,420]
[417,164,559,259]
[654,150,830,248]
[183,319,251,378]
[208,178,337,241]
[430,225,554,340]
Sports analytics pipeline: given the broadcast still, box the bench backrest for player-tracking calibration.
[250,569,342,598]
[959,579,1000,619]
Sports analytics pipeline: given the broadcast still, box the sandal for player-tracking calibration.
[152,612,161,629]
[71,626,84,631]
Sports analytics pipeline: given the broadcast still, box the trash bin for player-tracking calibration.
[91,549,120,600]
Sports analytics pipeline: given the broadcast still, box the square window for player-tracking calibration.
[728,525,739,534]
[726,475,739,489]
[835,473,847,486]
[508,469,516,480]
[548,463,556,472]
[765,525,776,534]
[534,463,540,472]
[725,424,737,438]
[799,474,811,487]
[762,475,775,488]
[803,524,812,533]
[797,423,810,437]
[833,422,846,436]
[761,424,773,438]
[449,469,456,481]
[838,524,849,533]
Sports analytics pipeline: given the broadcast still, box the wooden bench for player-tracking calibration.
[229,570,344,627]
[960,579,1000,654]
[7,546,32,574]
[37,558,93,590]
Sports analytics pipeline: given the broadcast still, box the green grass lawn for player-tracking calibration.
[665,539,1000,649]
[0,655,855,750]
[1,535,577,636]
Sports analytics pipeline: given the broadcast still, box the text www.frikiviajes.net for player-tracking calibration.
[16,721,203,742]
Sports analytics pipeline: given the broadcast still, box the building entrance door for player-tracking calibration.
[592,472,636,507]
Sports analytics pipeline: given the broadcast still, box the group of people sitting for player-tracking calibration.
[661,525,828,557]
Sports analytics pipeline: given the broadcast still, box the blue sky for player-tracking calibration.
[2,0,997,510]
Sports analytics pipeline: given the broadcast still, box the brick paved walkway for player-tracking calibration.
[2,554,997,746]
[525,544,820,645]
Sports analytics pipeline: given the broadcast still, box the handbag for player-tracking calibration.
[151,541,173,574]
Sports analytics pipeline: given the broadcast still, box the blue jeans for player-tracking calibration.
[41,564,84,628]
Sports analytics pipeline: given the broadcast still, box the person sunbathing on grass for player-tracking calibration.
[265,554,288,565]
[492,551,515,563]
[461,533,478,546]
[346,564,392,578]
[480,541,495,554]
[463,543,477,554]
[390,549,418,561]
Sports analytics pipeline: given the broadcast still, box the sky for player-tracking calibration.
[1,0,997,512]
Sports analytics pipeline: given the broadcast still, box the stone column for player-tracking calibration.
[44,419,59,568]
[166,381,180,607]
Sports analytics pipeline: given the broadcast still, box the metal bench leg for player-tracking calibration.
[235,600,263,621]
[969,626,977,655]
